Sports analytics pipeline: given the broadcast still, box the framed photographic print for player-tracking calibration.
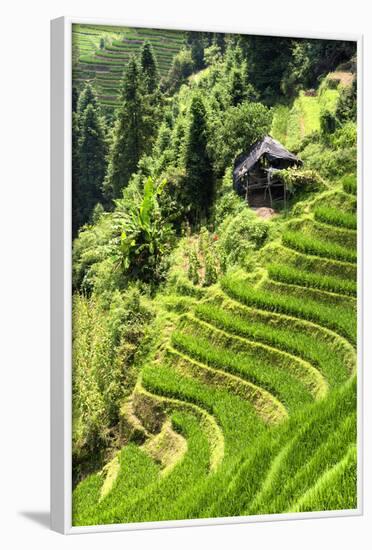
[51,16,363,534]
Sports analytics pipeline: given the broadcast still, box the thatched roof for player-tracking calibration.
[233,136,300,183]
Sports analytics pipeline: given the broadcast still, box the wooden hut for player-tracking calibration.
[233,136,301,208]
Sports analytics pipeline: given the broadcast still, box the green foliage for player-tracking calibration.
[187,247,200,285]
[218,208,269,271]
[277,167,324,194]
[104,56,158,200]
[183,94,214,222]
[185,228,220,287]
[77,83,98,117]
[78,103,108,226]
[300,134,356,181]
[320,108,337,134]
[72,289,152,480]
[209,101,272,175]
[331,121,357,149]
[140,41,160,94]
[71,30,357,522]
[115,177,174,283]
[173,321,315,410]
[72,112,81,236]
[271,105,290,144]
[195,302,353,386]
[165,48,194,92]
[336,79,357,124]
[240,35,294,104]
[204,44,222,67]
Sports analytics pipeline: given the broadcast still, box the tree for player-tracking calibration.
[77,82,98,118]
[204,44,222,67]
[140,41,159,94]
[213,33,226,54]
[104,56,146,200]
[72,86,79,113]
[185,31,205,71]
[165,48,194,92]
[336,79,357,124]
[72,112,81,237]
[209,101,272,175]
[230,69,245,106]
[183,94,214,223]
[239,35,294,104]
[79,104,108,226]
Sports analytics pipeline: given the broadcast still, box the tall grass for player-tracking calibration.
[283,230,357,263]
[73,409,213,525]
[314,206,357,230]
[209,377,356,518]
[172,328,314,411]
[261,242,357,280]
[287,218,356,250]
[143,364,266,451]
[291,444,357,512]
[341,175,357,196]
[221,276,357,344]
[268,263,356,296]
[195,302,355,385]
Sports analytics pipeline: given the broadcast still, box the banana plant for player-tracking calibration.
[116,177,173,281]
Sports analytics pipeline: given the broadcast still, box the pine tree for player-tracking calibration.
[230,69,245,106]
[140,41,159,94]
[104,56,150,200]
[72,112,81,237]
[77,83,98,119]
[78,104,108,225]
[213,32,226,54]
[184,94,214,223]
[72,86,79,113]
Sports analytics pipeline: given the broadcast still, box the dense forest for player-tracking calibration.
[71,26,357,526]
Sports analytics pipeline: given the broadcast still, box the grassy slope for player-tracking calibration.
[72,72,357,524]
[72,24,185,109]
[271,86,340,149]
[72,172,357,525]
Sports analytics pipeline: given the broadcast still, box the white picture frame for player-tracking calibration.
[51,16,363,534]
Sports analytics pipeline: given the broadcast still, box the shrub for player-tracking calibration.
[331,122,357,149]
[187,247,201,285]
[335,79,357,123]
[115,177,174,284]
[320,108,337,134]
[186,228,220,287]
[213,167,246,225]
[277,167,324,194]
[72,289,153,478]
[300,141,356,181]
[218,208,269,270]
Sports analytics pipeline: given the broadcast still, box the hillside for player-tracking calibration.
[71,30,358,526]
[73,24,185,109]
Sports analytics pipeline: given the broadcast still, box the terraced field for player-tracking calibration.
[72,182,358,525]
[72,24,185,108]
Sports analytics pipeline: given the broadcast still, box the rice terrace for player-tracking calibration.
[71,24,358,526]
